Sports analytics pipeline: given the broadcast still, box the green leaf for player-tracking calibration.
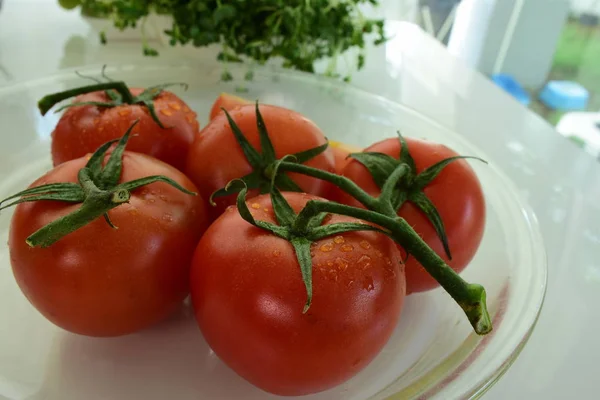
[292,141,329,164]
[310,222,390,241]
[0,182,83,207]
[269,187,296,227]
[54,101,117,113]
[349,152,399,188]
[272,173,304,193]
[291,237,314,313]
[213,4,237,24]
[414,155,486,190]
[86,139,120,180]
[134,82,188,103]
[396,131,417,172]
[117,175,196,196]
[233,181,288,238]
[210,171,262,204]
[98,121,137,189]
[255,102,277,162]
[103,213,118,229]
[142,100,167,129]
[0,191,85,211]
[223,109,264,169]
[307,212,329,229]
[408,191,452,260]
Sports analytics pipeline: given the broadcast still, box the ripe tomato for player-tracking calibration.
[50,88,199,171]
[335,137,485,293]
[330,140,362,174]
[185,104,336,220]
[209,92,250,120]
[190,192,405,396]
[8,152,208,337]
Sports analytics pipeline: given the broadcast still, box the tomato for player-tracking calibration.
[335,137,485,293]
[330,140,362,174]
[209,92,250,120]
[190,192,405,396]
[50,88,199,171]
[185,104,336,220]
[8,152,208,337]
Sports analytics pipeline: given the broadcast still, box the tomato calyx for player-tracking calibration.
[209,103,329,205]
[348,132,486,260]
[37,67,188,129]
[231,159,389,313]
[0,121,195,248]
[269,157,492,335]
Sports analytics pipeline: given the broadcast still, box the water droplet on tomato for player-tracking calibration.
[375,250,383,258]
[168,102,181,111]
[359,240,371,250]
[162,213,173,222]
[363,276,375,292]
[118,109,131,117]
[333,236,345,244]
[319,242,334,252]
[263,208,269,212]
[128,209,139,216]
[340,244,354,252]
[251,203,261,209]
[328,269,338,282]
[327,261,334,267]
[148,199,156,204]
[335,257,349,271]
[357,255,372,270]
[160,108,173,116]
[159,195,168,201]
[347,280,355,288]
[272,250,281,257]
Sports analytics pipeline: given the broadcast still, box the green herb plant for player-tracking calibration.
[61,0,386,81]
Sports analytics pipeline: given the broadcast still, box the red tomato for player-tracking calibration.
[335,137,485,293]
[330,140,362,174]
[209,92,250,120]
[185,104,336,220]
[9,152,208,337]
[50,88,199,171]
[190,193,406,396]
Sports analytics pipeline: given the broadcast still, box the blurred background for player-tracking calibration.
[396,0,600,160]
[3,0,600,159]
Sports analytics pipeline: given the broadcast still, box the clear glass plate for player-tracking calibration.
[0,63,547,400]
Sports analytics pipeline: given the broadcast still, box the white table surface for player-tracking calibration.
[1,1,599,399]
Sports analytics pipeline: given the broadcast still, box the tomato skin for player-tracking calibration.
[209,92,250,120]
[190,193,405,396]
[334,137,486,294]
[9,152,208,337]
[51,88,199,171]
[185,104,336,220]
[330,140,362,174]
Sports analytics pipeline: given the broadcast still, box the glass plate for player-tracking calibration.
[0,63,547,400]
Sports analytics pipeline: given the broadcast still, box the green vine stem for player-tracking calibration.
[295,199,491,334]
[37,69,188,128]
[277,160,492,335]
[38,82,134,114]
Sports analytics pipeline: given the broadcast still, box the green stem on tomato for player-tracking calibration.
[27,169,131,248]
[297,199,492,335]
[279,161,377,209]
[38,81,134,115]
